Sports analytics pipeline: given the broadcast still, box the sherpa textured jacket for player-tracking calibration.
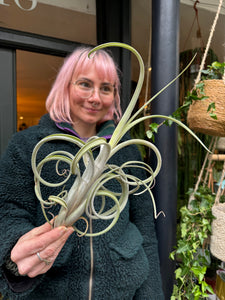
[0,114,164,300]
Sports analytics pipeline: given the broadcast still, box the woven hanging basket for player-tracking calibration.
[187,79,225,137]
[217,137,225,151]
[210,158,225,262]
[210,202,225,262]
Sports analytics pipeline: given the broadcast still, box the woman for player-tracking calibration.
[0,46,164,299]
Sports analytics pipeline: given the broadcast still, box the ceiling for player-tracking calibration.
[180,0,225,15]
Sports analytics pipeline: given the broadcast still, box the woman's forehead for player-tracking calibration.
[74,62,114,83]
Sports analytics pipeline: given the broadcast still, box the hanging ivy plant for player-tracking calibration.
[170,185,221,299]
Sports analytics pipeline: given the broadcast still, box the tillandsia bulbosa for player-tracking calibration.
[31,42,209,237]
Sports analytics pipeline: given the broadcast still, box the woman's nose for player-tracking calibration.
[89,88,101,101]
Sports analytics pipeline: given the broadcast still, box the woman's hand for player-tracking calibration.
[11,221,74,278]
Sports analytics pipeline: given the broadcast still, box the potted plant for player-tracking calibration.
[170,61,224,123]
[186,61,225,137]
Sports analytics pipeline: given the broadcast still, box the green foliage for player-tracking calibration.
[201,61,225,79]
[146,122,159,142]
[146,119,174,142]
[171,82,210,124]
[145,81,211,144]
[170,186,216,299]
[207,102,217,120]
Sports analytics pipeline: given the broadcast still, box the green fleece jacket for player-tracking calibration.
[0,114,164,300]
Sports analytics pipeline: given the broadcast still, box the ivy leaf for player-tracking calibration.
[149,122,159,133]
[207,102,215,112]
[202,281,214,294]
[169,251,175,260]
[146,130,154,142]
[209,112,217,120]
[164,116,174,127]
[196,82,205,91]
[180,223,187,238]
[207,102,217,119]
[146,123,159,142]
[191,266,207,282]
[175,267,183,281]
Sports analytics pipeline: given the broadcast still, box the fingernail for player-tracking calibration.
[58,226,67,235]
[68,227,75,234]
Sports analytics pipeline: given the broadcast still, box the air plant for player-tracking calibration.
[31,42,209,237]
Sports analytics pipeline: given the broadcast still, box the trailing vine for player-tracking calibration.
[170,186,223,299]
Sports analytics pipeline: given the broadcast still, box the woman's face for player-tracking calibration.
[69,65,115,135]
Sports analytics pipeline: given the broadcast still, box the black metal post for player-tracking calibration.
[0,48,16,158]
[151,0,180,298]
[96,0,131,113]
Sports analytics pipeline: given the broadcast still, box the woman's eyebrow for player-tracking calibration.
[77,77,112,85]
[77,77,93,83]
[101,82,113,86]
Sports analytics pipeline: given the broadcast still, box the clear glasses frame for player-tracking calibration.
[70,79,115,99]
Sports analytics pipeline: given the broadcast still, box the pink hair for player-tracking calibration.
[46,46,122,125]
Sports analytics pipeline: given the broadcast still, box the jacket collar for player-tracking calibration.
[55,120,115,142]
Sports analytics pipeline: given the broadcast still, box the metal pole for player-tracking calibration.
[151,0,180,298]
[96,0,131,113]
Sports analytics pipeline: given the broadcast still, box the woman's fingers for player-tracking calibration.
[16,220,55,243]
[26,260,50,278]
[25,227,74,277]
[11,227,74,277]
[11,224,74,277]
[11,225,69,261]
[40,226,74,258]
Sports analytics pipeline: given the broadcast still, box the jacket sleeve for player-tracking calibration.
[127,144,164,299]
[0,133,44,299]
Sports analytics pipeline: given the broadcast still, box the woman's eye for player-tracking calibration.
[78,81,92,89]
[100,85,114,94]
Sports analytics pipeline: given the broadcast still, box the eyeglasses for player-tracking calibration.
[70,79,115,99]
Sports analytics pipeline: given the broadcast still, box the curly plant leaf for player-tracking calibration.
[32,42,210,236]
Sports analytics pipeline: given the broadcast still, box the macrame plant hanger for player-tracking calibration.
[188,0,224,206]
[194,0,224,87]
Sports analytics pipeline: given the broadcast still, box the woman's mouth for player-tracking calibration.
[85,107,100,114]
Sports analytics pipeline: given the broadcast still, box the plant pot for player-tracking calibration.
[217,137,225,151]
[210,202,225,262]
[187,79,225,136]
[216,270,225,300]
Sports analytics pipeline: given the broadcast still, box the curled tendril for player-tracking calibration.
[32,134,162,236]
[32,42,210,236]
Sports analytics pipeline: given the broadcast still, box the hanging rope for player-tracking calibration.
[182,1,205,51]
[188,136,217,206]
[194,0,224,86]
[203,137,219,186]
